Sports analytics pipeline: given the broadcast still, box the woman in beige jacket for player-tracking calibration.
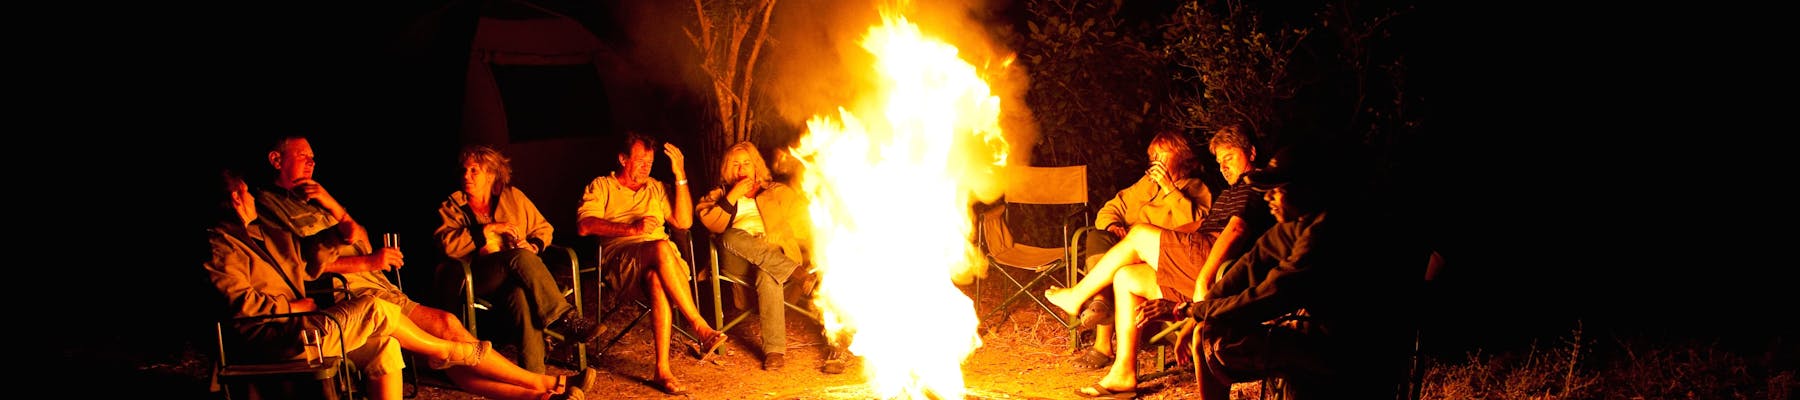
[695,141,816,372]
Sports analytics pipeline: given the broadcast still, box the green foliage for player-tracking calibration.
[1160,0,1311,144]
[1005,0,1166,204]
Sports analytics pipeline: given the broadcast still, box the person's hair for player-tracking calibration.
[717,141,773,187]
[1262,144,1330,214]
[619,131,659,157]
[270,134,308,155]
[1148,130,1198,180]
[1206,124,1253,157]
[459,144,513,194]
[218,168,246,220]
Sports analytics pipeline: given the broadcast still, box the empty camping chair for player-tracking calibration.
[971,164,1094,352]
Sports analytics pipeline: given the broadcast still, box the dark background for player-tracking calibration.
[44,0,1787,383]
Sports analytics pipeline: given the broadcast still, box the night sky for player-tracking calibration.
[54,0,1786,370]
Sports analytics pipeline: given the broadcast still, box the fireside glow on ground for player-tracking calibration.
[788,14,1012,400]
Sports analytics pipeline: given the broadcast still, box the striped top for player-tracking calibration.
[1197,177,1271,235]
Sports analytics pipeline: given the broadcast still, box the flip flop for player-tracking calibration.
[694,330,728,362]
[1073,384,1137,399]
[1072,349,1114,370]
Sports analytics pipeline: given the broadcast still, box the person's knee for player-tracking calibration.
[499,248,535,265]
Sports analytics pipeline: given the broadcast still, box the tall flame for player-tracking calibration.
[788,14,1010,400]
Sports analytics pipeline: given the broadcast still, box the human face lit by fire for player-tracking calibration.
[1264,186,1292,223]
[231,179,257,224]
[272,138,316,189]
[1213,145,1253,185]
[618,140,656,186]
[723,148,757,185]
[461,159,495,198]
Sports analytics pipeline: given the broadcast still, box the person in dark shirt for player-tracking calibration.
[1146,145,1419,399]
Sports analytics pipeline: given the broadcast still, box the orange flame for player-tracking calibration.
[787,14,1011,400]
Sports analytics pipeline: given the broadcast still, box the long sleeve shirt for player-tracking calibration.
[1192,210,1413,340]
[696,182,813,264]
[1095,175,1212,231]
[435,187,555,264]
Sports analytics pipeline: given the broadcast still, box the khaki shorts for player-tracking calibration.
[1156,230,1219,301]
[604,240,690,300]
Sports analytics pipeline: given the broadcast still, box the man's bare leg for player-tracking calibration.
[1098,264,1162,391]
[367,371,405,400]
[647,272,681,391]
[1047,225,1166,315]
[651,241,721,338]
[406,303,556,393]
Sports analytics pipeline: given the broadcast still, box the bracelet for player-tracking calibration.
[676,179,689,185]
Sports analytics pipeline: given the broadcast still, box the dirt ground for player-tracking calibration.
[388,275,1232,400]
[115,274,1259,400]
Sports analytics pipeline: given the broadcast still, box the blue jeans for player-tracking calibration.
[719,229,801,355]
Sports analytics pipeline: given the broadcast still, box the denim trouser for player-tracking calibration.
[719,229,801,355]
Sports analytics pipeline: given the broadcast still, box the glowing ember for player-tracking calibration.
[788,14,1012,400]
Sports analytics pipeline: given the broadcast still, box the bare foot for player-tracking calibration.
[1044,288,1081,315]
[649,375,688,395]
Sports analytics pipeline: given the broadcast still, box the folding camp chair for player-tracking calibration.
[592,228,704,357]
[703,230,822,353]
[439,243,588,371]
[971,164,1093,353]
[213,274,359,400]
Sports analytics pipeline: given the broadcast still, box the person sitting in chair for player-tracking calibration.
[1075,129,1215,370]
[434,144,604,373]
[207,169,592,400]
[576,131,726,396]
[1054,124,1275,373]
[255,135,596,398]
[696,141,817,372]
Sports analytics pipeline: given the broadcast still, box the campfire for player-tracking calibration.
[787,12,1018,400]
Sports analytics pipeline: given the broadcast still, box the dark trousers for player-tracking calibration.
[470,248,571,373]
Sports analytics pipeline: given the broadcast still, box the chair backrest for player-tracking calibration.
[1002,165,1088,205]
[977,165,1090,266]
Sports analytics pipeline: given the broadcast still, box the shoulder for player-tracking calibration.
[444,191,468,206]
[502,187,534,201]
[586,175,617,188]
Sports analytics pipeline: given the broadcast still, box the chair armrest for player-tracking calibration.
[1148,318,1194,345]
[305,273,352,308]
[216,310,345,366]
[543,243,582,317]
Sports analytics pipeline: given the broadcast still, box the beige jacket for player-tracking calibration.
[696,182,812,264]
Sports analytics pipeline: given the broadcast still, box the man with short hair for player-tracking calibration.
[576,131,725,396]
[257,135,597,399]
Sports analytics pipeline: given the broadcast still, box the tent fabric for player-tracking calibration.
[471,16,607,65]
[461,14,610,144]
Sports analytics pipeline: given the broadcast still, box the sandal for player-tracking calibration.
[1077,295,1113,330]
[433,340,491,370]
[694,330,728,361]
[548,389,585,400]
[1071,348,1113,370]
[556,367,599,393]
[1073,383,1137,399]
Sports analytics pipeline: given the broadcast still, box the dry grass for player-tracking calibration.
[1419,323,1796,400]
